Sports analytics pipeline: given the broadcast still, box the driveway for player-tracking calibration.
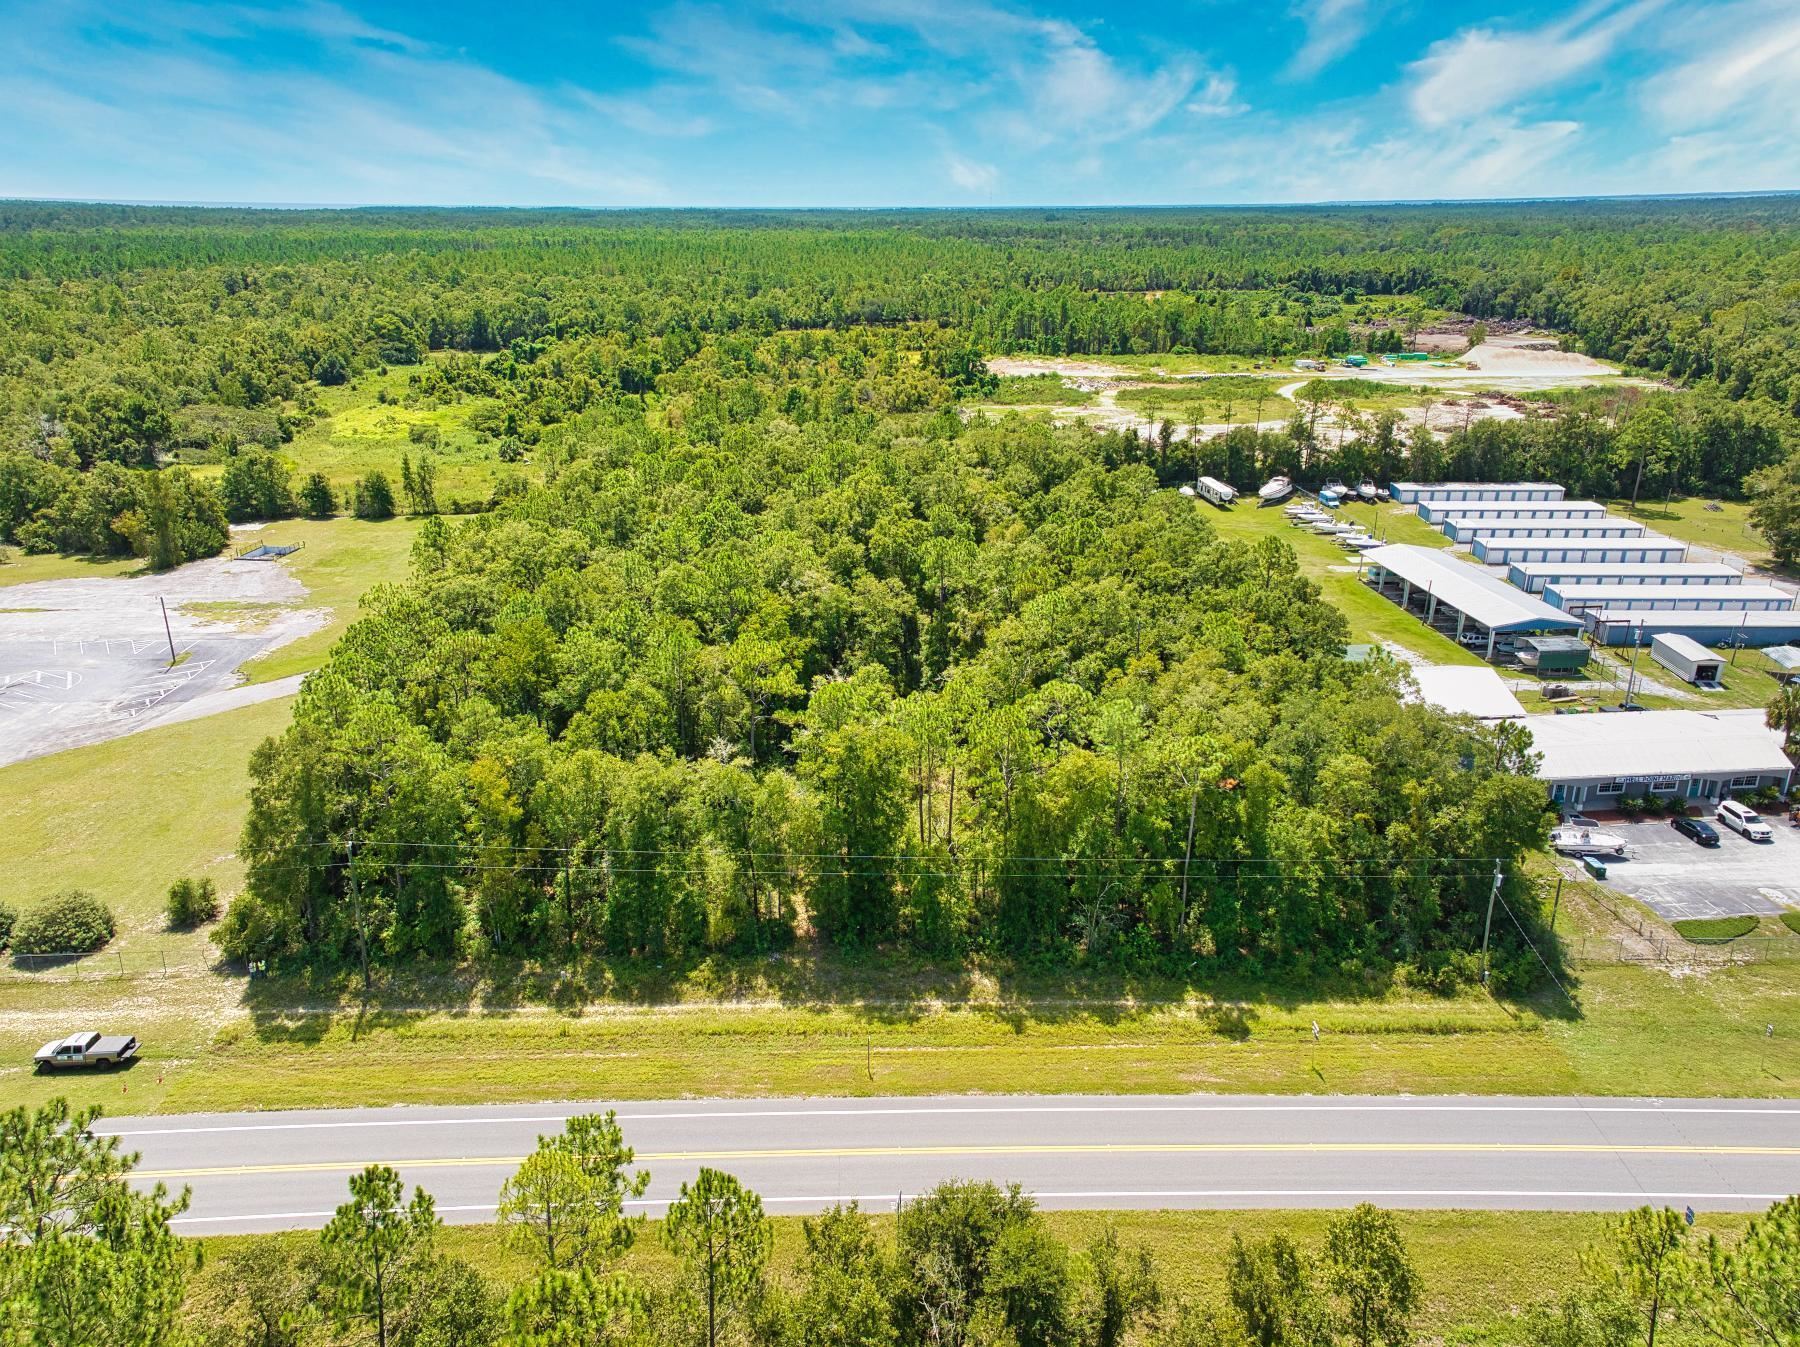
[1595,817,1799,919]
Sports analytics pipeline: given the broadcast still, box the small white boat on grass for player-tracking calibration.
[1357,480,1378,501]
[1258,475,1293,505]
[1550,826,1629,858]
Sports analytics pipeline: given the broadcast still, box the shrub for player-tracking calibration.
[1781,912,1800,936]
[0,900,14,950]
[212,891,300,966]
[1672,915,1758,943]
[166,876,220,930]
[11,889,116,957]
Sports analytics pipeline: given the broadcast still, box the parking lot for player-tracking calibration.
[0,552,323,766]
[1593,816,1799,919]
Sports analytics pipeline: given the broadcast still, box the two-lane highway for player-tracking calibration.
[102,1095,1800,1233]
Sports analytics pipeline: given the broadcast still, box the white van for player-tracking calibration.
[1715,799,1774,842]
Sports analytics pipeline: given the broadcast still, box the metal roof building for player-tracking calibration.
[1544,583,1796,614]
[1407,665,1528,718]
[1444,519,1647,543]
[1418,500,1605,525]
[1421,500,1607,522]
[1515,709,1794,809]
[1391,481,1565,504]
[1471,535,1687,565]
[1586,609,1800,648]
[1361,543,1582,660]
[1764,646,1800,682]
[1506,560,1743,593]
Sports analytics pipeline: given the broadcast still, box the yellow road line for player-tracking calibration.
[136,1141,1800,1181]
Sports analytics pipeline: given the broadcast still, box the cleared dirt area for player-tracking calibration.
[0,543,324,766]
[1458,342,1618,377]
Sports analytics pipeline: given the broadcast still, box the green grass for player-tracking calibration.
[232,516,423,683]
[1672,916,1759,943]
[1602,497,1775,567]
[0,548,143,588]
[1783,913,1800,936]
[985,374,1097,406]
[277,363,525,502]
[185,1207,1750,1343]
[1203,500,1484,665]
[0,696,295,938]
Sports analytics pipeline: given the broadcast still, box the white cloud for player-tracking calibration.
[945,152,998,192]
[1187,72,1247,119]
[1645,1,1800,131]
[1286,0,1370,80]
[1406,1,1659,128]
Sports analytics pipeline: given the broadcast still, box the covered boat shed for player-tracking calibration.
[1390,482,1565,504]
[1471,535,1687,565]
[1764,646,1800,683]
[1506,560,1742,593]
[1586,609,1800,648]
[1544,583,1796,614]
[1361,543,1582,662]
[1444,519,1646,544]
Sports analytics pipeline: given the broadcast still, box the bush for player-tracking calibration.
[1672,915,1758,943]
[1781,912,1800,936]
[11,889,116,956]
[212,891,300,966]
[166,876,220,930]
[0,900,14,950]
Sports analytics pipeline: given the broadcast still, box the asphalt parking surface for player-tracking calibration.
[1595,817,1799,919]
[0,552,321,766]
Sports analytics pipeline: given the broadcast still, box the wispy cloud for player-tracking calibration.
[1406,1,1659,127]
[1285,0,1370,80]
[945,152,999,193]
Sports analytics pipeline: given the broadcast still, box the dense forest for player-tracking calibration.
[3,199,1799,566]
[4,200,1800,979]
[7,1097,1798,1347]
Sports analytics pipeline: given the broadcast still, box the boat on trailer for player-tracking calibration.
[1257,476,1293,505]
[1357,480,1378,501]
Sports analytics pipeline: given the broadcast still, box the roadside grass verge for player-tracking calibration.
[1673,916,1759,943]
[0,548,142,588]
[0,696,294,937]
[188,1208,1751,1344]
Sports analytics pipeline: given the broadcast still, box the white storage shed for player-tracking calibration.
[1444,519,1646,543]
[1505,561,1743,593]
[1650,633,1723,685]
[1544,583,1796,614]
[1391,482,1565,504]
[1471,536,1687,565]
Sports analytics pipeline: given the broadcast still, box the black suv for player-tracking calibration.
[1671,814,1720,847]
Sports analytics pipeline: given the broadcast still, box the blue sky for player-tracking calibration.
[3,0,1796,206]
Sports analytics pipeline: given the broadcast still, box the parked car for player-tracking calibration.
[33,1031,138,1071]
[1716,799,1775,842]
[1671,815,1720,847]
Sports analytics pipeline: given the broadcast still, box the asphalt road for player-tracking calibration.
[101,1095,1800,1233]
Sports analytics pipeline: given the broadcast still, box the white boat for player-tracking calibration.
[1342,535,1384,551]
[1549,827,1629,858]
[1257,476,1293,505]
[1178,484,1196,497]
[1358,480,1378,501]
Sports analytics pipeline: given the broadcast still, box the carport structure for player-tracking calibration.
[1360,543,1582,662]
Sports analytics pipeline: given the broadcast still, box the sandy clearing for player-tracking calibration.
[1458,344,1618,376]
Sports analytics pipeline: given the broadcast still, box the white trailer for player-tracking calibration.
[1196,476,1237,506]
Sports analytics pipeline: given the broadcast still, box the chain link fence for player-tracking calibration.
[2,945,222,983]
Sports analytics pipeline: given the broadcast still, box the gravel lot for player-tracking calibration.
[0,552,323,766]
[1596,816,1799,919]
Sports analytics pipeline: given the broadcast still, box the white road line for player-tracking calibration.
[165,1189,1796,1227]
[105,1100,1800,1138]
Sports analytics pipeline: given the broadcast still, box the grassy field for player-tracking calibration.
[1203,499,1485,665]
[985,374,1098,405]
[188,1206,1749,1344]
[278,363,522,502]
[0,696,295,941]
[1603,497,1777,568]
[230,515,423,683]
[0,548,143,588]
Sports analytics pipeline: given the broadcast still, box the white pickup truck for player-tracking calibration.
[34,1031,139,1070]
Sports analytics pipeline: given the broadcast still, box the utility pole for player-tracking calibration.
[1480,860,1503,986]
[348,832,370,996]
[159,597,177,666]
